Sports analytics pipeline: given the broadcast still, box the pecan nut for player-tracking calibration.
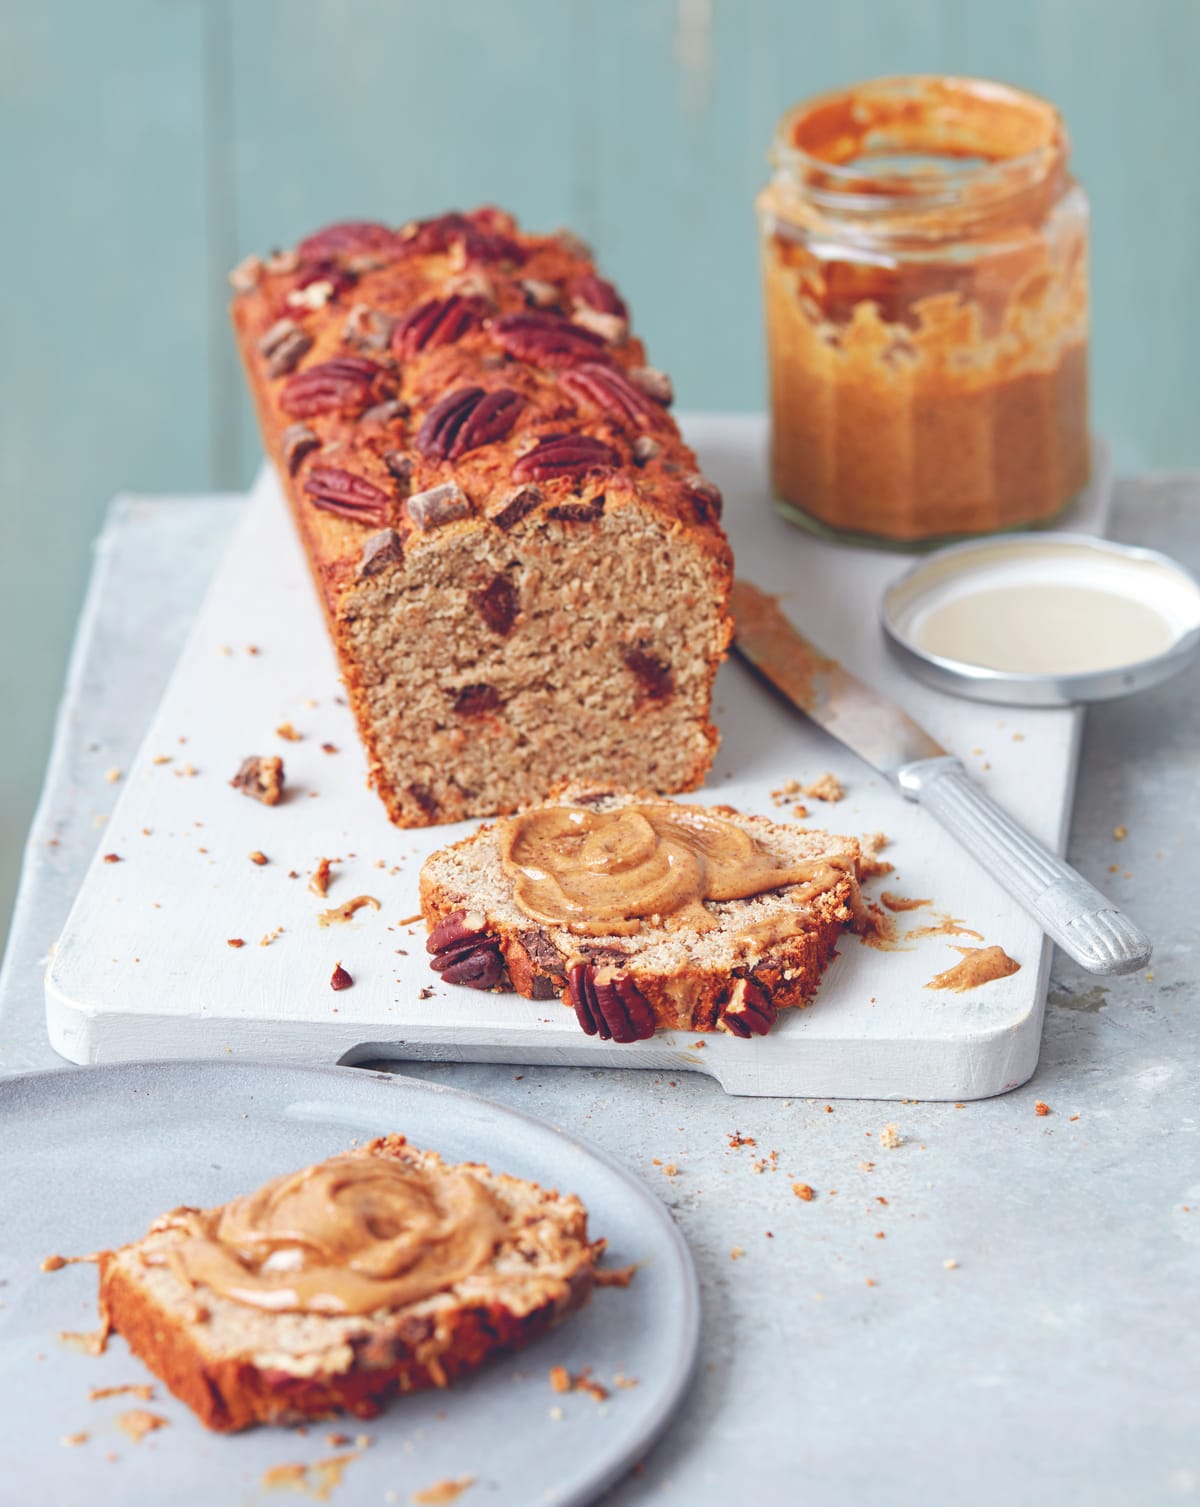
[257,318,313,378]
[716,979,776,1038]
[427,909,504,990]
[487,484,543,531]
[407,481,472,531]
[511,434,618,484]
[559,363,659,425]
[490,311,609,368]
[357,528,404,577]
[570,272,626,317]
[297,220,397,262]
[303,466,392,526]
[280,356,387,418]
[393,294,488,358]
[568,964,656,1044]
[281,422,320,475]
[399,211,525,266]
[418,386,524,462]
[230,755,284,806]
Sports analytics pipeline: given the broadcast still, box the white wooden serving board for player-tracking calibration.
[47,418,1109,1098]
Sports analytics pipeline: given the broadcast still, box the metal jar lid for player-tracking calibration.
[881,533,1200,707]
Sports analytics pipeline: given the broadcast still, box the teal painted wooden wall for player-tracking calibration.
[3,0,1199,941]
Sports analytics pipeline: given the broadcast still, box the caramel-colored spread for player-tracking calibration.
[926,944,1021,992]
[759,77,1089,542]
[499,802,851,936]
[168,1152,509,1315]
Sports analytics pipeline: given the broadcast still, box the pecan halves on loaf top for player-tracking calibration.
[511,434,619,484]
[393,294,488,358]
[416,386,525,462]
[568,963,656,1045]
[303,467,393,526]
[279,356,391,418]
[490,311,612,368]
[426,909,505,990]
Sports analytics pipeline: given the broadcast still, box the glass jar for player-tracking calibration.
[758,76,1090,546]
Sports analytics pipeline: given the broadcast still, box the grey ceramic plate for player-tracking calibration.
[0,1061,699,1506]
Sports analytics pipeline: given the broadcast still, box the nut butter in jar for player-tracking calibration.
[758,76,1090,545]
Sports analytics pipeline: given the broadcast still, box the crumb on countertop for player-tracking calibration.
[879,1124,902,1150]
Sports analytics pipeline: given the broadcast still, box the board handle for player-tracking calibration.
[897,756,1152,976]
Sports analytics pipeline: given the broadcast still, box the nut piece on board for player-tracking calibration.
[230,755,285,806]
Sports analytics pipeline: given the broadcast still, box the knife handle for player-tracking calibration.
[896,756,1152,976]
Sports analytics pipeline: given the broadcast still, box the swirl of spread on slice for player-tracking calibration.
[499,802,854,936]
[168,1152,509,1315]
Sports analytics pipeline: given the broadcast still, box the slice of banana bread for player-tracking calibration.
[230,207,733,828]
[419,790,864,1041]
[96,1136,602,1432]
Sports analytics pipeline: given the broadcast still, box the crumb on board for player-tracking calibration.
[549,1365,571,1394]
[330,963,354,992]
[879,1124,902,1150]
[317,895,380,927]
[230,754,284,806]
[116,1409,168,1444]
[88,1384,155,1403]
[275,721,302,742]
[792,1182,815,1201]
[227,938,245,949]
[249,850,268,866]
[102,853,122,864]
[944,1259,959,1270]
[1035,1101,1051,1116]
[60,1432,89,1447]
[104,767,122,784]
[321,743,339,755]
[309,857,336,898]
[802,772,844,802]
[730,1246,746,1261]
[1113,825,1128,841]
[728,1131,756,1149]
[398,913,423,926]
[791,803,809,819]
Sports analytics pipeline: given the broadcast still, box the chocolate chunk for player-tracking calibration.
[357,528,404,578]
[487,484,543,531]
[407,481,472,531]
[473,574,518,636]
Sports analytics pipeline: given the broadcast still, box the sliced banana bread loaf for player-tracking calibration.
[420,789,864,1041]
[230,208,733,827]
[96,1136,603,1432]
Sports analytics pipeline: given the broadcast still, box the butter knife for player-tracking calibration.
[731,580,1152,976]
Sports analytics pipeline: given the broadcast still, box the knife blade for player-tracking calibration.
[730,579,1152,976]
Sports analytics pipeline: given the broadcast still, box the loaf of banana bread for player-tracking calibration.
[230,208,733,827]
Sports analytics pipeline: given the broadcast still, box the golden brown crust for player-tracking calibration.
[419,870,850,1033]
[99,1255,594,1433]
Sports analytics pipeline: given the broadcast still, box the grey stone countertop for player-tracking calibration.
[2,480,1198,1506]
